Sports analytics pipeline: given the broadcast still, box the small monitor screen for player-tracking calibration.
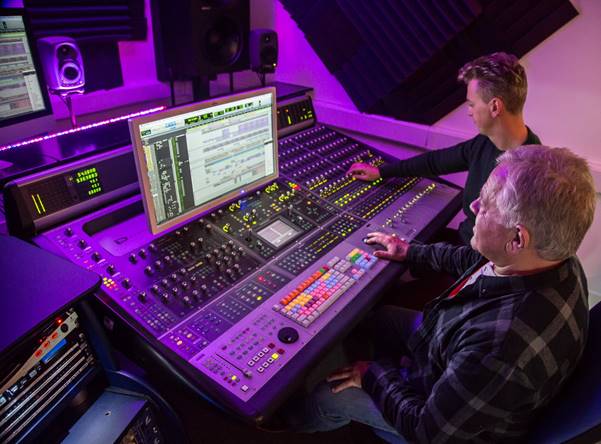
[0,11,50,126]
[256,218,301,248]
[129,87,278,234]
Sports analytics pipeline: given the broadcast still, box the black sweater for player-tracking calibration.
[379,128,541,244]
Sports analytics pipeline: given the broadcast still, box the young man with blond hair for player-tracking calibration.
[348,52,540,244]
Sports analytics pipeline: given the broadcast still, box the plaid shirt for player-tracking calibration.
[363,243,589,443]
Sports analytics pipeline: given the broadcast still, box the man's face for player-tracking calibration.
[466,79,494,135]
[469,173,515,262]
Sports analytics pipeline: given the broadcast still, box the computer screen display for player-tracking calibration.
[129,87,278,235]
[0,10,51,127]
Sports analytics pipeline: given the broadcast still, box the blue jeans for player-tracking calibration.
[283,307,423,443]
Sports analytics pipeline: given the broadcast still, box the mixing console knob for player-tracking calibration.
[189,241,199,254]
[129,253,137,264]
[191,289,200,300]
[106,264,116,275]
[233,263,241,274]
[144,265,154,276]
[138,291,147,302]
[138,248,147,259]
[78,239,87,249]
[287,204,294,217]
[160,278,169,288]
[215,260,224,271]
[213,248,220,258]
[154,260,164,270]
[171,287,179,297]
[149,243,158,253]
[183,226,190,233]
[205,253,213,263]
[197,237,204,247]
[179,267,187,276]
[175,230,183,237]
[150,285,160,294]
[211,212,216,220]
[200,284,208,293]
[160,293,170,304]
[245,228,252,241]
[122,278,132,289]
[92,252,102,262]
[225,268,234,279]
[169,273,178,282]
[181,281,190,290]
[64,227,73,237]
[164,255,173,265]
[182,295,192,307]
[205,224,212,232]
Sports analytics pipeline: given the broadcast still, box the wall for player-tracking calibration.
[273,0,601,306]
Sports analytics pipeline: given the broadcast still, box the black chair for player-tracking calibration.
[527,302,601,443]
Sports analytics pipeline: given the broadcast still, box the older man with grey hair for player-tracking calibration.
[286,145,596,443]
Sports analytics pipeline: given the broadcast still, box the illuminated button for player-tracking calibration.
[241,385,249,392]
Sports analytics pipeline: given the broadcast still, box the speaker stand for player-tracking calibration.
[52,90,83,128]
[191,76,210,101]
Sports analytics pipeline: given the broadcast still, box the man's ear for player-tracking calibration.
[507,224,529,253]
[490,97,503,117]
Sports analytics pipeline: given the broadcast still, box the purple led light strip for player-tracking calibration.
[0,106,166,152]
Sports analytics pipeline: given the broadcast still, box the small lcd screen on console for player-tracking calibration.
[129,88,278,234]
[256,218,301,248]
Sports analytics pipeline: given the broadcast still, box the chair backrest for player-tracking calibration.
[526,302,601,443]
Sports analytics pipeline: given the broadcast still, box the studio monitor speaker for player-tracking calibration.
[37,37,85,93]
[250,29,278,74]
[152,0,250,80]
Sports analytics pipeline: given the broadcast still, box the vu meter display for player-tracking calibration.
[71,167,103,197]
[129,88,278,235]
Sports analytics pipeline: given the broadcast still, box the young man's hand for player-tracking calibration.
[327,361,371,393]
[347,163,381,181]
[364,232,410,262]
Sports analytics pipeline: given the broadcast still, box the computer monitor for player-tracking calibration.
[129,87,278,235]
[0,9,51,127]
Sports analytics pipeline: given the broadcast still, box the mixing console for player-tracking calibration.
[20,95,462,421]
[208,179,335,259]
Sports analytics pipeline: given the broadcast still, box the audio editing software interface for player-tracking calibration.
[0,13,47,122]
[135,92,276,229]
[19,88,462,420]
